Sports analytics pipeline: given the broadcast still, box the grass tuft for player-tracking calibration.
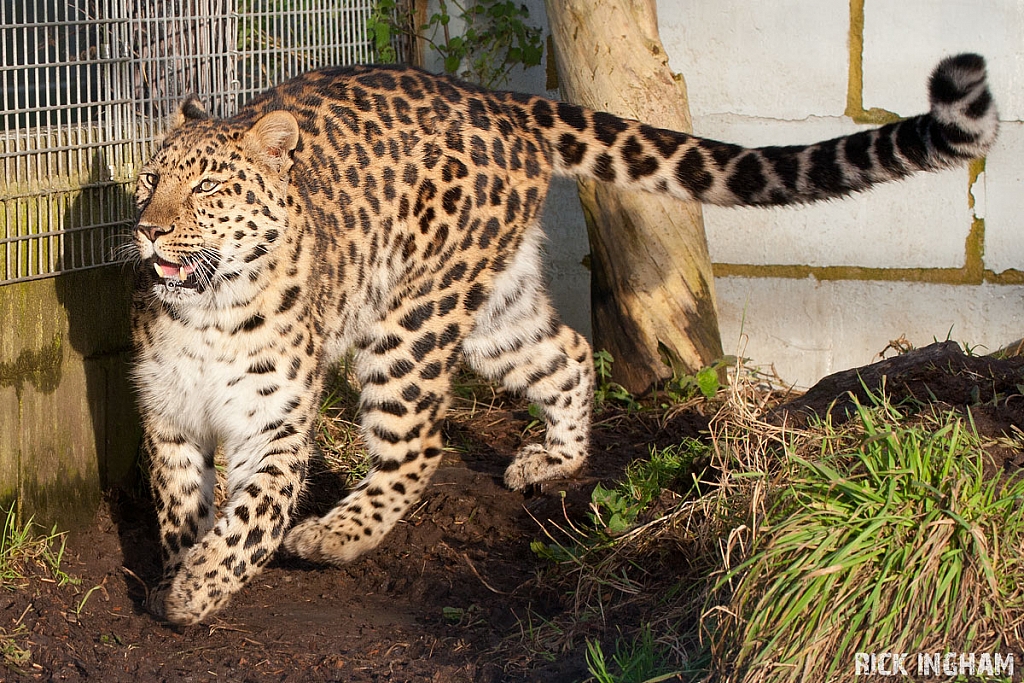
[0,506,75,590]
[708,394,1024,682]
[586,624,683,683]
[0,505,77,669]
[589,441,705,536]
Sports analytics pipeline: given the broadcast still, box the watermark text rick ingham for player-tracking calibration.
[855,651,1013,677]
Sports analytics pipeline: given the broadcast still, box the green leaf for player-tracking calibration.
[606,512,631,535]
[522,44,542,66]
[442,606,464,623]
[591,483,617,507]
[695,366,720,398]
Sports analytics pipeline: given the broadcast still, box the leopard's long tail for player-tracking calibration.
[529,53,996,207]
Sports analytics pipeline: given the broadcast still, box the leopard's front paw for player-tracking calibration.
[148,549,242,625]
[145,577,173,622]
[146,575,219,626]
[282,517,325,560]
[160,568,232,625]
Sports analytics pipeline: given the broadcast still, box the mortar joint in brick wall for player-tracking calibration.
[846,0,899,125]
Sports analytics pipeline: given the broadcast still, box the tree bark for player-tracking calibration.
[543,0,723,395]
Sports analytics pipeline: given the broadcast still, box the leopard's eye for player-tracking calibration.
[194,178,221,194]
[139,172,158,189]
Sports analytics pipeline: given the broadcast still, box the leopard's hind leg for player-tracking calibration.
[462,228,595,489]
[283,310,463,564]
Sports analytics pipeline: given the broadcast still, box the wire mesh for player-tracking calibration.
[1,0,410,285]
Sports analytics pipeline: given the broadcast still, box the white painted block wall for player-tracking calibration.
[494,0,1024,388]
[654,0,1024,386]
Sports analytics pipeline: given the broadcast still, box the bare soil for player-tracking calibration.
[4,341,1023,682]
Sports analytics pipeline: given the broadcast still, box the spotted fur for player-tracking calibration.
[130,54,996,624]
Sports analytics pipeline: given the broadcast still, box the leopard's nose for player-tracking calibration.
[137,223,172,242]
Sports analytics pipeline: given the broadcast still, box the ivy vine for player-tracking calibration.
[368,0,543,88]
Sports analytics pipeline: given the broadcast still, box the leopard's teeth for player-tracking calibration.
[154,262,164,278]
[178,266,188,282]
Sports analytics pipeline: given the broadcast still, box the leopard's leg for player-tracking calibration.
[149,410,311,625]
[462,229,595,489]
[143,422,217,612]
[284,321,459,565]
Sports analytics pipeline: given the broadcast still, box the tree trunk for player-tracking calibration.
[543,0,723,395]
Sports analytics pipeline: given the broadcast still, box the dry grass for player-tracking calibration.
[507,362,793,675]
[510,359,1024,682]
[316,364,372,486]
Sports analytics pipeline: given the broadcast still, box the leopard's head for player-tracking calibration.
[134,98,299,302]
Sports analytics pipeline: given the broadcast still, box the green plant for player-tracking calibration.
[370,0,543,87]
[442,604,482,626]
[594,350,640,410]
[586,624,682,683]
[928,328,988,357]
[712,397,1024,682]
[1,506,75,589]
[664,357,734,403]
[961,340,987,357]
[589,442,703,535]
[75,583,105,616]
[517,401,546,438]
[366,0,403,63]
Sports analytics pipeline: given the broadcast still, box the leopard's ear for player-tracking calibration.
[172,96,209,128]
[244,110,299,175]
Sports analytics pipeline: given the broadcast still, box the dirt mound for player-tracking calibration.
[772,341,1024,473]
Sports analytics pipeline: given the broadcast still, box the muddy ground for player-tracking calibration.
[3,341,1023,682]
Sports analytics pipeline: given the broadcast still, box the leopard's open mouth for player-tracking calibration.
[149,255,218,291]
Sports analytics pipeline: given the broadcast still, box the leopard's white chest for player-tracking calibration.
[135,310,298,446]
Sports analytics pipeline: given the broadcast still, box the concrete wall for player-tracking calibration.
[504,0,1024,388]
[0,267,139,528]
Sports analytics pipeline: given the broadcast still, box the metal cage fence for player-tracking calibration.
[1,0,412,286]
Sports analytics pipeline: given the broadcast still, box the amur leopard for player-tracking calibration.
[130,54,997,624]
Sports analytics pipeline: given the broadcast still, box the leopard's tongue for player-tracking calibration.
[153,261,195,282]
